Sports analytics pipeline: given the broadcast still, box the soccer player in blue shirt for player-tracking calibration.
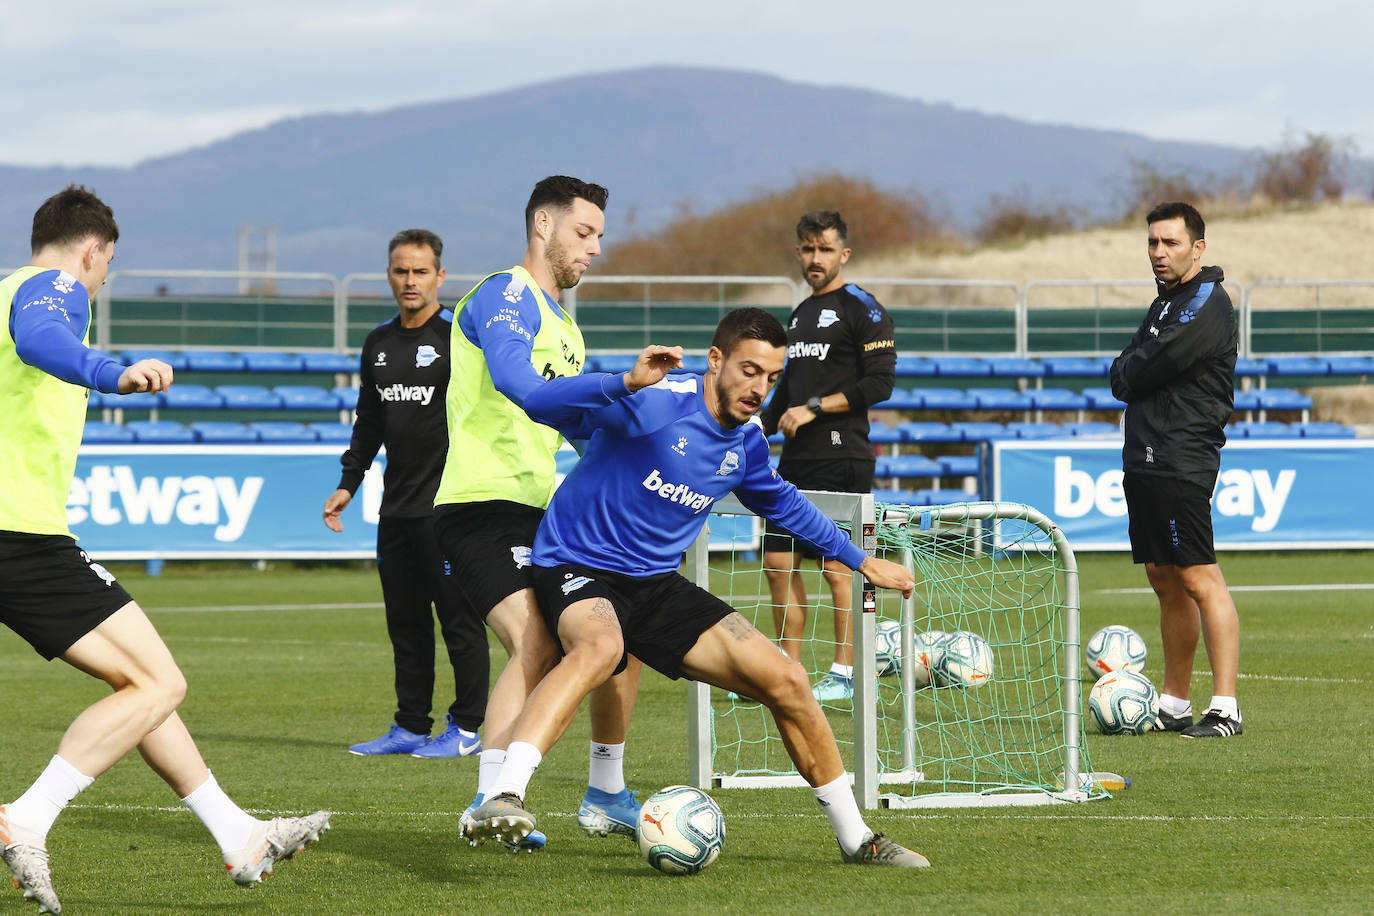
[467,308,929,867]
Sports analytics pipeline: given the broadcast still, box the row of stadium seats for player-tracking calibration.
[872,386,1313,413]
[95,384,359,411]
[861,418,1354,445]
[111,349,1374,380]
[83,420,353,444]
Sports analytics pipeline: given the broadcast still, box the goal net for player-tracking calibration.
[683,494,1106,808]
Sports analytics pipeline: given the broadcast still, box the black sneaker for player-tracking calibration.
[1180,709,1243,738]
[1153,708,1193,732]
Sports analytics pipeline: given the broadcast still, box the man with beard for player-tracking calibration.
[758,211,897,701]
[434,177,642,850]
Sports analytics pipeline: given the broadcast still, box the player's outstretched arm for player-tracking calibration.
[622,345,684,392]
[117,358,174,394]
[857,556,915,599]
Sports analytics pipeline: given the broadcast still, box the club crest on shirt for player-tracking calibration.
[817,308,840,328]
[415,344,440,368]
[716,450,739,476]
[502,276,527,304]
[672,436,688,456]
[374,351,387,367]
[52,272,75,294]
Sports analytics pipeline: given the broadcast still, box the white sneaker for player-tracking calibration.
[224,811,331,885]
[1,806,60,914]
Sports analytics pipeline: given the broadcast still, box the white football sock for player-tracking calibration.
[588,741,626,794]
[180,771,258,854]
[830,664,854,678]
[812,773,869,856]
[489,742,542,800]
[6,755,94,843]
[477,749,506,799]
[1159,694,1192,718]
[1208,696,1240,720]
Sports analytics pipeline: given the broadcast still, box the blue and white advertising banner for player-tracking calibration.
[991,439,1374,550]
[69,444,756,559]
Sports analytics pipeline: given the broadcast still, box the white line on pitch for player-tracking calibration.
[1238,672,1369,685]
[150,602,383,613]
[1097,583,1374,595]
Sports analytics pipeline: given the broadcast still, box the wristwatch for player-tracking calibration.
[806,396,824,416]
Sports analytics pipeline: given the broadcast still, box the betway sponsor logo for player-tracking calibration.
[377,383,435,405]
[1052,457,1295,532]
[788,341,830,360]
[68,466,263,541]
[641,468,715,513]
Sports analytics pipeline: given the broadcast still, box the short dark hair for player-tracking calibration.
[31,185,119,253]
[711,307,787,355]
[1146,202,1205,242]
[388,228,443,267]
[796,209,847,244]
[525,176,608,239]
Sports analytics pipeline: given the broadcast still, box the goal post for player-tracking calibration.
[684,493,1105,809]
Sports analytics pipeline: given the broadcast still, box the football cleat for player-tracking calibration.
[1152,708,1193,732]
[348,724,429,756]
[1,806,60,915]
[411,716,482,758]
[465,793,535,847]
[1180,709,1243,738]
[224,811,331,886]
[812,672,854,702]
[577,787,641,839]
[840,832,930,868]
[460,793,546,852]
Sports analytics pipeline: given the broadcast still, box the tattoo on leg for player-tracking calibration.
[589,598,618,625]
[720,612,757,641]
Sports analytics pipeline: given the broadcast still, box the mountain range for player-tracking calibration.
[0,66,1276,278]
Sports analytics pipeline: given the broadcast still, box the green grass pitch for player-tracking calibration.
[2,551,1372,915]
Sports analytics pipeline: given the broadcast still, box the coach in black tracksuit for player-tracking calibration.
[1109,201,1243,739]
[758,210,896,702]
[323,230,489,757]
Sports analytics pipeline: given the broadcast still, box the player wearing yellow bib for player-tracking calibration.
[0,187,329,915]
[433,176,642,849]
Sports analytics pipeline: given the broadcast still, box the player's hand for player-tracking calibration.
[323,488,351,532]
[117,358,174,394]
[778,404,817,438]
[623,344,684,392]
[858,556,915,598]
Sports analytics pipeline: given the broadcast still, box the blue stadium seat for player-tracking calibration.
[591,354,636,373]
[185,350,246,372]
[932,356,993,377]
[249,421,318,442]
[1326,355,1374,376]
[874,488,922,505]
[897,421,962,443]
[873,387,925,410]
[190,421,261,443]
[868,421,904,445]
[1064,421,1121,437]
[162,384,224,409]
[894,355,936,377]
[877,455,942,479]
[308,422,355,444]
[679,355,708,374]
[952,421,1009,442]
[332,385,360,410]
[302,352,360,374]
[1234,357,1268,378]
[120,349,189,370]
[217,385,283,409]
[1229,421,1299,438]
[1030,388,1089,411]
[968,387,1034,410]
[1005,421,1066,439]
[987,356,1045,378]
[1082,387,1126,410]
[914,388,979,410]
[242,351,305,372]
[126,420,195,443]
[1299,421,1357,438]
[916,488,972,506]
[82,420,135,443]
[274,385,341,410]
[100,390,162,409]
[1256,388,1313,412]
[1232,389,1262,411]
[936,454,980,476]
[767,431,784,445]
[1042,356,1106,377]
[1266,356,1328,376]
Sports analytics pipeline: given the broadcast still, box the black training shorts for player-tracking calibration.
[0,532,134,660]
[1122,473,1218,567]
[530,563,736,680]
[434,500,545,619]
[762,457,874,556]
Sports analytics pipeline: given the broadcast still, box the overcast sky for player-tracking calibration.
[2,1,1369,169]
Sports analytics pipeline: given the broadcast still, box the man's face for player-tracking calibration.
[708,337,785,427]
[387,243,446,316]
[797,228,851,294]
[543,197,605,290]
[1147,216,1205,289]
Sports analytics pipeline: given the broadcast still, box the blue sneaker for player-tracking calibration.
[459,793,546,851]
[577,787,641,839]
[812,672,854,702]
[411,715,482,758]
[348,723,429,755]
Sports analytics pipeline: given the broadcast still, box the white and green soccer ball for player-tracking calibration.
[1088,670,1159,734]
[874,619,902,676]
[636,785,725,875]
[934,631,993,688]
[910,630,948,687]
[1085,625,1148,676]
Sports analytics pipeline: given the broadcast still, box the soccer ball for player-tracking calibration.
[875,619,902,676]
[934,631,993,688]
[1085,625,1148,675]
[1088,670,1159,734]
[636,785,725,875]
[910,630,948,687]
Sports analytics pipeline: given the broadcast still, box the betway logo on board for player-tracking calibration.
[377,383,435,405]
[1052,457,1295,532]
[642,468,715,513]
[67,466,263,541]
[788,341,830,360]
